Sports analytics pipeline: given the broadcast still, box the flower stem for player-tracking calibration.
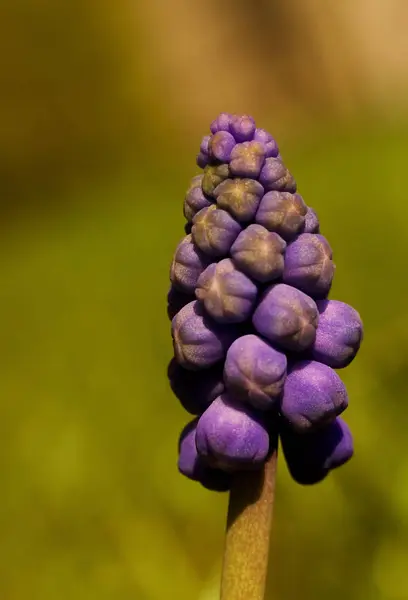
[220,447,277,600]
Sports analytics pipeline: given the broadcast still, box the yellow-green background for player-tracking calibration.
[1,2,407,599]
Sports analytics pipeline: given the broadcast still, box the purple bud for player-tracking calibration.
[195,394,270,471]
[280,417,353,485]
[229,141,266,178]
[195,135,212,169]
[171,301,238,370]
[167,285,195,320]
[168,358,224,414]
[200,135,211,155]
[252,283,318,352]
[208,131,236,162]
[197,152,210,168]
[280,360,348,433]
[283,233,335,298]
[192,205,242,258]
[259,158,296,192]
[202,163,230,197]
[303,207,320,233]
[178,420,231,491]
[196,259,258,323]
[210,113,232,134]
[224,334,287,410]
[230,224,286,283]
[255,191,307,241]
[312,300,363,368]
[253,128,280,158]
[230,114,256,142]
[170,235,211,293]
[184,184,212,223]
[213,178,264,222]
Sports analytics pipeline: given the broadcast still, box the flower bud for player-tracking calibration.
[168,359,224,414]
[202,163,230,197]
[171,301,238,369]
[167,285,195,320]
[192,205,242,257]
[280,360,348,433]
[283,233,335,298]
[178,420,231,491]
[224,334,287,410]
[196,394,270,471]
[230,114,256,142]
[230,224,286,283]
[303,207,320,233]
[252,283,318,352]
[229,141,266,178]
[214,178,264,222]
[196,259,258,323]
[253,128,279,158]
[196,136,212,168]
[255,191,307,241]
[210,112,232,134]
[259,158,296,192]
[184,177,212,222]
[170,235,211,293]
[312,300,363,368]
[208,131,236,162]
[280,417,353,485]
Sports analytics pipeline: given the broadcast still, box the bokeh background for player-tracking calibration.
[1,2,408,599]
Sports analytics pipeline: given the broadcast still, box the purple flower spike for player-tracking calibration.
[210,113,232,134]
[196,394,270,471]
[168,358,224,415]
[252,283,318,352]
[259,158,297,192]
[280,360,348,433]
[224,334,287,410]
[167,285,195,320]
[230,114,256,142]
[202,163,230,197]
[229,141,266,178]
[196,259,258,323]
[312,300,363,368]
[178,420,231,491]
[214,178,264,222]
[283,233,335,299]
[171,301,238,370]
[303,207,320,233]
[230,224,286,283]
[184,183,212,223]
[253,128,280,158]
[255,191,307,241]
[208,131,236,162]
[192,205,242,258]
[280,417,353,485]
[170,235,211,293]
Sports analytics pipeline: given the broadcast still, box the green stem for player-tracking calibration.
[220,447,278,600]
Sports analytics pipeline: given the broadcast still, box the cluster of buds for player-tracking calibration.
[168,113,363,490]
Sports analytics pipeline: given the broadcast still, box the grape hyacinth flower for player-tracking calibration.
[167,113,364,600]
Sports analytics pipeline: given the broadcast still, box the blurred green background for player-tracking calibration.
[1,1,408,599]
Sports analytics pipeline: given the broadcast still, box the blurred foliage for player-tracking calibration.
[1,1,408,599]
